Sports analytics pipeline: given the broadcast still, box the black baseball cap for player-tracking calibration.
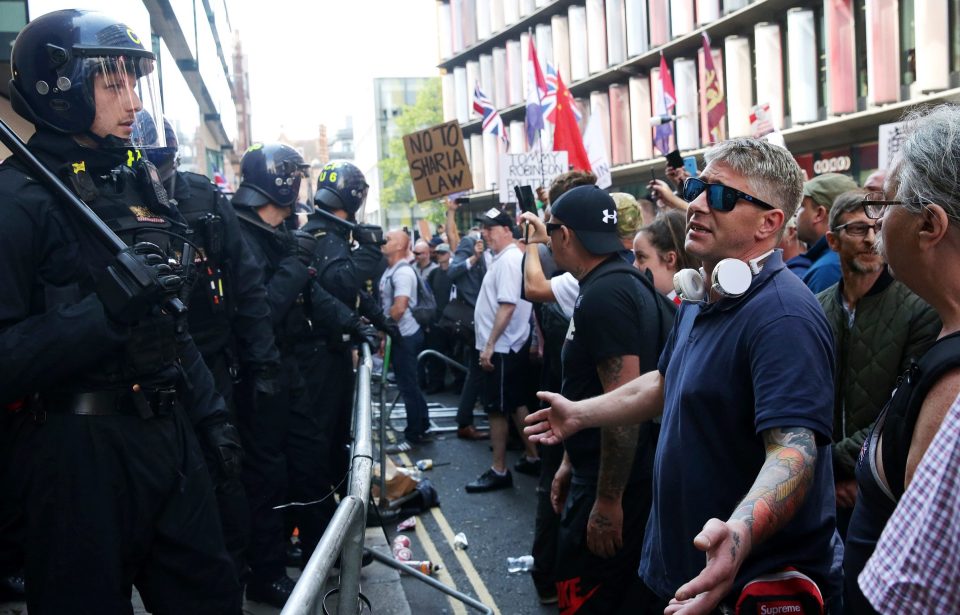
[549,185,623,255]
[476,207,514,228]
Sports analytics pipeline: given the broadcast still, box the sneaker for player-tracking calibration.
[536,587,559,605]
[384,440,414,454]
[513,456,542,476]
[465,468,513,493]
[246,574,296,608]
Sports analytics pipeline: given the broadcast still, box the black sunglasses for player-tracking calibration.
[545,222,565,234]
[682,177,776,212]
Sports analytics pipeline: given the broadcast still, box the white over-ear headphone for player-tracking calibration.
[673,250,775,302]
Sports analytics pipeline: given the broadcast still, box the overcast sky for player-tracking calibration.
[230,0,440,142]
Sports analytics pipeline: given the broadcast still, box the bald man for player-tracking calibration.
[413,240,438,284]
[380,230,432,451]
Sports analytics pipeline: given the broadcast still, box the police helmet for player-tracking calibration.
[9,9,166,148]
[134,115,179,182]
[313,160,369,219]
[233,143,305,209]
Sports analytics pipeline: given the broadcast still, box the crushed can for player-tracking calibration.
[405,560,442,575]
[415,459,434,471]
[453,532,468,550]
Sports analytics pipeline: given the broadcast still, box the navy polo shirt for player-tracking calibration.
[639,250,841,601]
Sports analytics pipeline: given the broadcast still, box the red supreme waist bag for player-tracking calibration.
[735,568,824,615]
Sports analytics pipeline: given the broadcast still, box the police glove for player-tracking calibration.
[381,317,403,341]
[96,242,183,325]
[351,320,381,349]
[366,309,402,340]
[198,416,243,480]
[355,224,386,246]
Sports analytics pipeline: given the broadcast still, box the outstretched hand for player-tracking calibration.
[523,390,583,445]
[664,518,749,615]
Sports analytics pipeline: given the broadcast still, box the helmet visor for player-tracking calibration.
[83,55,166,148]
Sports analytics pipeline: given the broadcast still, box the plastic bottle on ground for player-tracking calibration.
[506,555,535,573]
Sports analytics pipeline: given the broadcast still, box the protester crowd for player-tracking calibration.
[415,107,960,614]
[2,8,960,615]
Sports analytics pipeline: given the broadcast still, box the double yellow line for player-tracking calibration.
[392,445,501,615]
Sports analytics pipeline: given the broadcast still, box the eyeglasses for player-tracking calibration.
[545,222,565,234]
[861,191,928,219]
[681,177,776,212]
[834,221,880,237]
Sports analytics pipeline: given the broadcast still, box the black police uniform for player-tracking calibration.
[296,213,387,560]
[233,207,364,579]
[175,169,282,582]
[0,130,239,613]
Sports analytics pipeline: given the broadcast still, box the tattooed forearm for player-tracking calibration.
[730,427,817,547]
[596,356,624,389]
[598,425,639,499]
[596,355,640,499]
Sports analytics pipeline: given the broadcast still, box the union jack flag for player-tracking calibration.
[542,63,582,125]
[473,82,509,147]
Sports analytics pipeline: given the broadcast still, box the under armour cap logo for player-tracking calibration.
[602,209,617,224]
[484,208,501,218]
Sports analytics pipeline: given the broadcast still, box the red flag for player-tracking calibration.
[702,33,726,143]
[551,70,590,172]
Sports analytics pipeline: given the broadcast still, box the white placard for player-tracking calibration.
[498,151,569,203]
[583,117,613,189]
[878,121,908,170]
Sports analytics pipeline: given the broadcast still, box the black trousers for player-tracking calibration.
[289,342,354,565]
[234,366,291,585]
[456,346,482,427]
[555,480,654,615]
[7,406,239,614]
[204,352,251,583]
[531,441,564,595]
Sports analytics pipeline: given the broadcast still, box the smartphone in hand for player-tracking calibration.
[515,185,537,243]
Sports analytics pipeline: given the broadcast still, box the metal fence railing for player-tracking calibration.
[283,340,494,614]
[282,343,374,615]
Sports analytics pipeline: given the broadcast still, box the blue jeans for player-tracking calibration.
[392,329,430,442]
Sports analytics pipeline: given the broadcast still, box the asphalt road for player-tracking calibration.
[375,386,556,615]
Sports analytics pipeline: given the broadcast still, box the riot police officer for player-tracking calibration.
[298,161,394,552]
[145,120,283,585]
[0,10,240,613]
[232,144,376,607]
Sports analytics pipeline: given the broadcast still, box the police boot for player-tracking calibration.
[246,574,296,608]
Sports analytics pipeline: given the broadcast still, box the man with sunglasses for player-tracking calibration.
[526,138,842,614]
[816,190,939,537]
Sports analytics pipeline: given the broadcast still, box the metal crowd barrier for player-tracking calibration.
[282,343,375,615]
[284,340,494,614]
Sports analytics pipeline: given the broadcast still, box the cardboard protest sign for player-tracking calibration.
[498,151,569,203]
[403,120,473,202]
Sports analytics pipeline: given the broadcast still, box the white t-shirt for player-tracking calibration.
[550,272,580,319]
[474,243,532,353]
[379,261,420,337]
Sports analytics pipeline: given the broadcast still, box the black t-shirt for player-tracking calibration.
[560,257,664,483]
